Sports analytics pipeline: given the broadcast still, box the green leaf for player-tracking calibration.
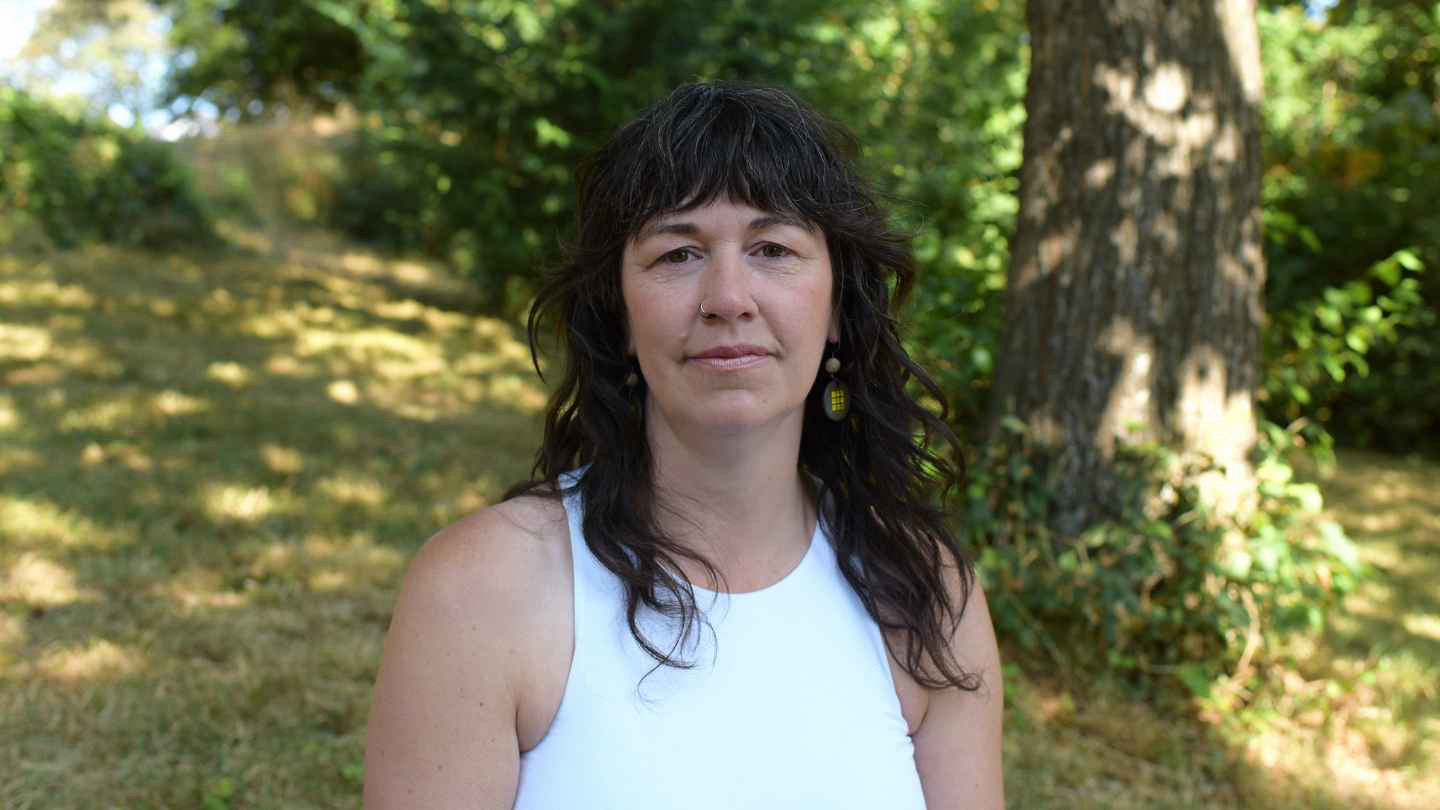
[1393,249,1424,272]
[1177,663,1213,699]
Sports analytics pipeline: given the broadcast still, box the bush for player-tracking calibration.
[966,419,1361,694]
[1259,6,1440,453]
[0,85,213,249]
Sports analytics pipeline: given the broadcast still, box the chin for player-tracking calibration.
[653,395,803,437]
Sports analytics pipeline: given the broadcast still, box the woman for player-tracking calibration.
[364,81,1003,808]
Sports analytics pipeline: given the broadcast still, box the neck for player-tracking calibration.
[644,404,814,591]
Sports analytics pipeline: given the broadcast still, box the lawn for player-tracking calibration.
[1,232,1434,808]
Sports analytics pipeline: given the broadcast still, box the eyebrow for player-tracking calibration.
[635,213,815,242]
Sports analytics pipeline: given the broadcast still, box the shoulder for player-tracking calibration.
[901,555,1005,810]
[364,494,573,808]
[404,494,570,604]
[392,493,574,713]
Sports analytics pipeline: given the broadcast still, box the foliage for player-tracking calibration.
[1259,4,1440,452]
[968,419,1361,691]
[159,0,1026,323]
[0,84,212,248]
[15,0,170,122]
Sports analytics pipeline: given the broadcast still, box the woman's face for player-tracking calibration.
[620,197,837,437]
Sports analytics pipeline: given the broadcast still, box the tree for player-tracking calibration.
[16,0,170,123]
[988,0,1267,535]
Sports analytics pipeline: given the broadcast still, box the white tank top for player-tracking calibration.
[512,480,927,809]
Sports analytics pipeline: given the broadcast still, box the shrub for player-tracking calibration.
[966,419,1362,694]
[0,85,213,249]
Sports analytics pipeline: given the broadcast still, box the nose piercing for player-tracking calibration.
[699,302,712,318]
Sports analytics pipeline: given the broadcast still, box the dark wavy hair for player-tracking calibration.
[506,81,977,691]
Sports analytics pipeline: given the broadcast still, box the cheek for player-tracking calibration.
[622,285,678,357]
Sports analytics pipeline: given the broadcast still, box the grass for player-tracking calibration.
[2,229,1436,808]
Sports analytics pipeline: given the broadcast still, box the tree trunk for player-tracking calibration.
[989,0,1266,536]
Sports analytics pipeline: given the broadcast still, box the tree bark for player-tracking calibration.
[989,0,1266,536]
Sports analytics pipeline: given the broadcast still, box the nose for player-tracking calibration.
[698,248,754,322]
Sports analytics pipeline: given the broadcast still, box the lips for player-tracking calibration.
[688,344,771,369]
[690,344,770,360]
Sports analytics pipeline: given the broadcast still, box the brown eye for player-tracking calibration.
[758,243,791,259]
[661,248,694,264]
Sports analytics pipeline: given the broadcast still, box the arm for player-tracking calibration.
[913,575,1005,810]
[364,505,559,809]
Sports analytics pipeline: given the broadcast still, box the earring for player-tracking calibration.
[624,369,639,387]
[822,353,848,421]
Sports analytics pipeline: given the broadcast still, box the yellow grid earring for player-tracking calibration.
[822,354,848,421]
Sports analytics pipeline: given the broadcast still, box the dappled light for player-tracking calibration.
[201,482,278,524]
[3,0,1437,807]
[3,553,96,608]
[0,495,128,551]
[31,639,145,683]
[0,233,544,806]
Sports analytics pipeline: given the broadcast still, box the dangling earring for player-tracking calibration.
[822,352,848,422]
[624,369,639,387]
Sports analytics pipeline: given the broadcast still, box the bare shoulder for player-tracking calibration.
[904,552,1005,810]
[364,494,572,809]
[410,494,570,591]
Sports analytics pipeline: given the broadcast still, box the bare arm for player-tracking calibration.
[364,505,561,809]
[913,575,1006,809]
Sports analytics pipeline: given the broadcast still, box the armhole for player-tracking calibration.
[847,544,927,735]
[828,510,927,737]
[519,482,586,754]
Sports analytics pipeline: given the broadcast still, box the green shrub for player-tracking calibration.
[967,419,1362,693]
[1259,6,1440,453]
[0,85,213,249]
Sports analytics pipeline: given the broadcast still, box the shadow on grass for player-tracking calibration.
[3,234,1436,808]
[986,456,1438,810]
[0,232,548,808]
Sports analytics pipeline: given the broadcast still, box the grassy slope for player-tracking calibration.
[1,234,1434,808]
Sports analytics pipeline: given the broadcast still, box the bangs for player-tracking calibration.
[602,83,856,239]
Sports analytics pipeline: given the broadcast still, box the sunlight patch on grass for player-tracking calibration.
[1404,614,1440,642]
[80,441,154,472]
[32,639,145,683]
[0,496,125,550]
[151,388,208,417]
[201,483,277,524]
[260,443,304,475]
[0,323,53,360]
[205,360,254,387]
[156,575,250,611]
[327,378,362,404]
[0,277,96,309]
[0,612,25,664]
[0,394,17,430]
[318,474,387,507]
[298,327,448,374]
[263,353,309,377]
[244,537,405,592]
[2,553,96,607]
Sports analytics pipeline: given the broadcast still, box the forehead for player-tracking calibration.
[632,199,818,242]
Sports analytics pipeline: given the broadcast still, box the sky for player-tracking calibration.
[0,0,52,66]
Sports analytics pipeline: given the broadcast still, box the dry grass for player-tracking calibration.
[1,229,1435,808]
[1,230,544,808]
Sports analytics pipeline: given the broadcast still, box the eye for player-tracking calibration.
[757,243,792,259]
[659,247,696,264]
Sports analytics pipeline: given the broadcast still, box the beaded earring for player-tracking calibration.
[822,353,848,421]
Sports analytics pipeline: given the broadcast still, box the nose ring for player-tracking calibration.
[699,302,712,318]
